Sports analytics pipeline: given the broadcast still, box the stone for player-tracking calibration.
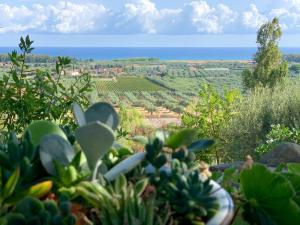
[260,142,300,166]
[210,161,244,172]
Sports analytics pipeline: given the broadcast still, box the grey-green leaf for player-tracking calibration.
[39,135,75,175]
[105,152,146,181]
[72,103,86,127]
[75,121,115,170]
[188,139,215,153]
[85,102,119,130]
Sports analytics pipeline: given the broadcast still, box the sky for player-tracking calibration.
[0,0,300,47]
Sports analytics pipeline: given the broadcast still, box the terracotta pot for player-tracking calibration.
[207,180,234,225]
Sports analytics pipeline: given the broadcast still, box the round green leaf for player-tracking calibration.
[165,129,197,149]
[240,164,300,225]
[25,121,68,149]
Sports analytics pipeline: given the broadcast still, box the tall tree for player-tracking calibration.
[243,18,288,89]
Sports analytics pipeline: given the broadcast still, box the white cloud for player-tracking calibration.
[268,1,300,32]
[187,1,237,34]
[243,4,268,29]
[0,3,46,32]
[1,0,300,35]
[49,1,109,33]
[119,0,181,34]
[0,1,110,33]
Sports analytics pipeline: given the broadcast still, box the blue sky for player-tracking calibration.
[1,0,300,47]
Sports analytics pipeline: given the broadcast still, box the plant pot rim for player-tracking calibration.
[207,180,234,225]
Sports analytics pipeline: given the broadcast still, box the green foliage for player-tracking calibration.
[96,77,166,92]
[161,166,218,224]
[118,105,145,132]
[39,135,75,176]
[25,120,68,149]
[84,102,119,130]
[75,121,115,171]
[289,64,300,74]
[4,196,76,225]
[224,83,300,160]
[144,137,218,224]
[216,163,300,225]
[240,164,300,225]
[243,18,288,89]
[74,102,118,170]
[0,132,54,214]
[0,168,20,211]
[0,35,92,133]
[78,175,165,225]
[104,152,146,181]
[182,83,240,163]
[255,124,300,156]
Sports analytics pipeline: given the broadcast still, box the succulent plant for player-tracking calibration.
[143,137,218,224]
[163,161,218,223]
[75,121,115,171]
[0,134,52,213]
[73,102,145,181]
[4,196,77,225]
[77,175,167,225]
[25,121,68,149]
[72,103,86,127]
[84,102,119,130]
[104,152,146,181]
[39,135,75,176]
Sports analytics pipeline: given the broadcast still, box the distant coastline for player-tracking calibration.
[0,47,300,61]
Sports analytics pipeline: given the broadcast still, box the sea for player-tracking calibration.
[0,47,300,61]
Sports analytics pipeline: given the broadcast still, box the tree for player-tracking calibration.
[243,18,288,89]
[182,83,241,163]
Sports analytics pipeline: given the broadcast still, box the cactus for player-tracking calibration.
[39,135,75,175]
[4,196,76,225]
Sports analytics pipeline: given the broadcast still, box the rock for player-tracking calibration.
[210,161,244,172]
[260,142,300,166]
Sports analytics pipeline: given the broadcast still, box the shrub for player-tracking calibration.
[118,105,145,132]
[224,82,300,160]
[255,124,300,157]
[182,83,241,163]
[0,36,92,133]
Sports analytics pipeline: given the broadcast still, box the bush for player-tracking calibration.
[255,124,300,157]
[182,83,241,163]
[0,36,92,133]
[224,82,300,160]
[118,105,145,132]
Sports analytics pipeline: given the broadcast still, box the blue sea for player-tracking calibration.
[0,47,300,60]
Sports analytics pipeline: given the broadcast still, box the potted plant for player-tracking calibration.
[0,101,235,225]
